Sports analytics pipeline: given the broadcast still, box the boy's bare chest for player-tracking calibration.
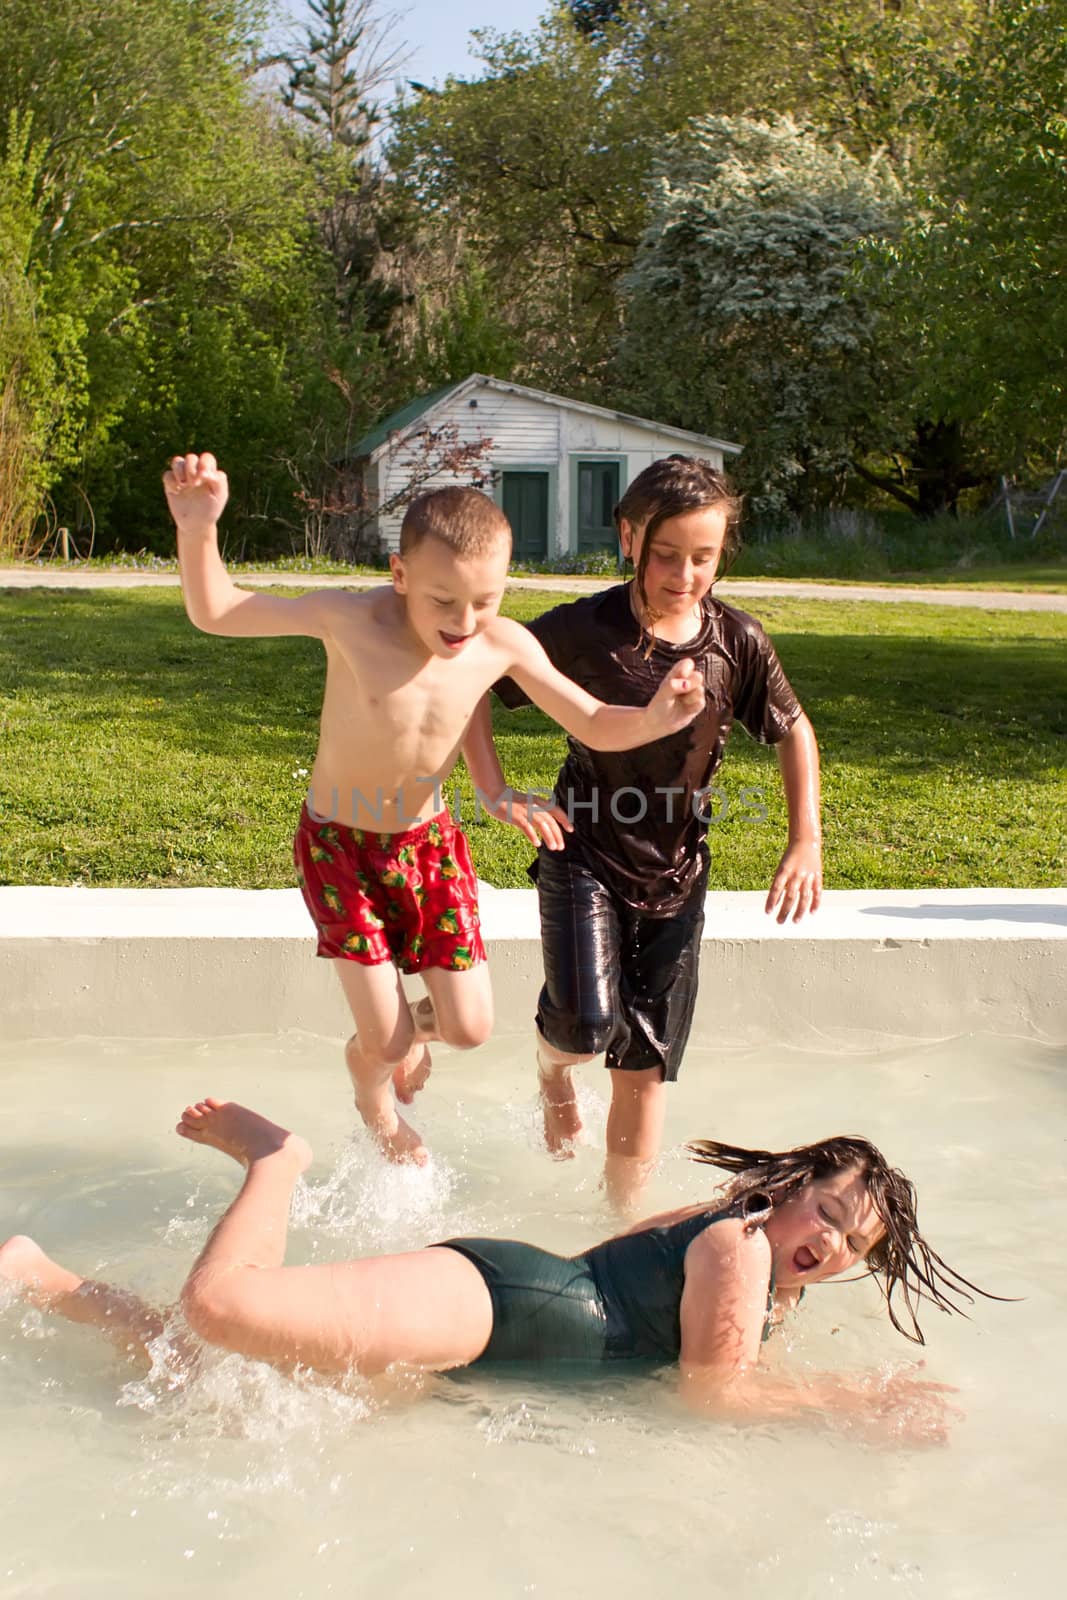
[321,635,487,747]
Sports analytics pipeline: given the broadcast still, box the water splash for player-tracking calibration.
[478,1396,597,1455]
[291,1134,458,1253]
[503,1080,608,1156]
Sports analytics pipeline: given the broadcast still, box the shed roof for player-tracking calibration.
[349,374,741,461]
[349,383,459,460]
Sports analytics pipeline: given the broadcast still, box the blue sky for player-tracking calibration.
[392,0,550,87]
[276,2,552,95]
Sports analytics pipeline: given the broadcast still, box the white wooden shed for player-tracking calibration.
[348,374,741,561]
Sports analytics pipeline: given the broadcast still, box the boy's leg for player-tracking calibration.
[295,806,437,1147]
[0,1236,169,1363]
[419,963,493,1052]
[532,849,624,1155]
[333,959,429,1164]
[408,816,491,1056]
[603,891,705,1211]
[176,1100,492,1373]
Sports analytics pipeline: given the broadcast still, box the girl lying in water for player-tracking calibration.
[0,1100,989,1443]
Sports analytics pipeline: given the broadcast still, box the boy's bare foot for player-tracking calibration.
[537,1055,584,1158]
[354,1087,429,1166]
[175,1099,313,1173]
[0,1235,82,1302]
[392,995,436,1102]
[410,995,438,1044]
[392,1041,432,1106]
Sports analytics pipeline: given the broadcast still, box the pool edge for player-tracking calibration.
[1,887,1064,1045]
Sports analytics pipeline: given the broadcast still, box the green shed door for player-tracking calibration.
[501,471,550,562]
[577,460,621,552]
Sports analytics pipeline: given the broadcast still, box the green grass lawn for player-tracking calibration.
[729,563,1067,593]
[1,586,1064,890]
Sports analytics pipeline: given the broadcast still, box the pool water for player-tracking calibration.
[1,1031,1064,1599]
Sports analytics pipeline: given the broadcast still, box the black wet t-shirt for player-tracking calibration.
[493,584,803,915]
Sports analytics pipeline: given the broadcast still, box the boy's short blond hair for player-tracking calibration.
[399,486,511,558]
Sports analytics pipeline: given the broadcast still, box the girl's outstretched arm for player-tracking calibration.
[680,1361,959,1446]
[766,712,823,923]
[677,1221,957,1444]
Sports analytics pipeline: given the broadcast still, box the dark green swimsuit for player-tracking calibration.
[438,1193,774,1368]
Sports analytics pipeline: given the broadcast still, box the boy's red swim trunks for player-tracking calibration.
[293,804,486,974]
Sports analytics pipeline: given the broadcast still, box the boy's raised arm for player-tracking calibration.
[164,453,335,639]
[501,622,704,750]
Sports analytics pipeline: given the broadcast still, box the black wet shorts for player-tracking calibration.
[533,847,706,1080]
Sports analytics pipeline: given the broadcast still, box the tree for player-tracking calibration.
[283,0,403,151]
[859,0,1067,510]
[615,115,894,515]
[563,1,985,161]
[0,114,59,555]
[276,0,407,343]
[0,0,324,547]
[386,1,984,406]
[387,15,657,395]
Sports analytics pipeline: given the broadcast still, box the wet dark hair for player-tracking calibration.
[614,455,742,643]
[688,1134,1002,1344]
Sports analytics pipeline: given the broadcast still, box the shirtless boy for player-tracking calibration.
[164,453,704,1164]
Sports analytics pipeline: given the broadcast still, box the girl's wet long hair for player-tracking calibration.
[688,1134,1002,1344]
[614,455,743,646]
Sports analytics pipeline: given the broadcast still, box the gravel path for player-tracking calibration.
[1,567,1064,611]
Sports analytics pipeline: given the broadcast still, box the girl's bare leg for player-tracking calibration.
[603,1066,666,1214]
[536,1030,592,1156]
[0,1235,168,1363]
[175,1100,492,1374]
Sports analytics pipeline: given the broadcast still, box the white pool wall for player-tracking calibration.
[1,886,1064,1044]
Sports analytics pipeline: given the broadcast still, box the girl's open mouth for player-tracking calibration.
[793,1245,820,1273]
[440,632,471,649]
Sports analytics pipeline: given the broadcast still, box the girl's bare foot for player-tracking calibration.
[354,1086,429,1166]
[538,1056,584,1158]
[0,1235,82,1302]
[175,1099,313,1173]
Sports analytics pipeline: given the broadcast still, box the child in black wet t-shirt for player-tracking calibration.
[466,456,823,1210]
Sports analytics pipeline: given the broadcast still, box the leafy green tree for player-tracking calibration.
[406,260,521,389]
[615,114,893,514]
[0,114,58,553]
[387,13,667,394]
[0,0,327,548]
[283,0,401,151]
[859,0,1067,511]
[563,1,984,160]
[386,1,983,404]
